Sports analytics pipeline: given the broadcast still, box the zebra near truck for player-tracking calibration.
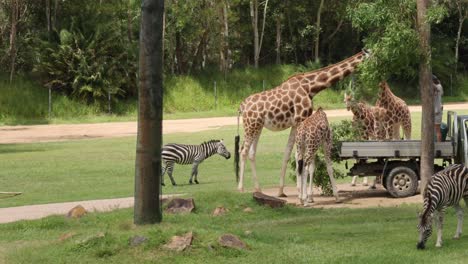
[339,111,468,198]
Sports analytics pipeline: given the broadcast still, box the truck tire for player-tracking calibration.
[385,166,418,198]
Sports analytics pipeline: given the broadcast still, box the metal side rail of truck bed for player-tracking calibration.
[339,140,454,160]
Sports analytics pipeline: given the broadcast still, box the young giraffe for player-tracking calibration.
[376,81,412,140]
[295,107,339,205]
[344,93,387,187]
[235,50,370,196]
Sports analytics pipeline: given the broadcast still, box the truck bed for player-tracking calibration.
[339,140,454,159]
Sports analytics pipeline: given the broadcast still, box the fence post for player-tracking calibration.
[214,81,217,109]
[48,87,52,119]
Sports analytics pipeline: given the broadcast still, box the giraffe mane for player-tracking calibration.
[283,51,365,82]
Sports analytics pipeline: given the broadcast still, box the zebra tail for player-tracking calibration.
[235,135,240,183]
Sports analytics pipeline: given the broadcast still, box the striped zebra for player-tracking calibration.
[161,139,231,186]
[417,164,468,249]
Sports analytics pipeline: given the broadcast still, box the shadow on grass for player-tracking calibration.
[0,144,49,154]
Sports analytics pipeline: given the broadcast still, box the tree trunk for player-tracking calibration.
[9,0,19,83]
[417,0,433,195]
[134,0,164,225]
[285,0,297,64]
[45,0,51,36]
[314,0,324,63]
[53,0,58,30]
[250,0,259,68]
[455,1,466,64]
[258,0,268,61]
[275,15,281,64]
[127,0,133,43]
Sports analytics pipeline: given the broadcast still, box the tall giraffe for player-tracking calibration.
[235,50,370,196]
[376,81,411,140]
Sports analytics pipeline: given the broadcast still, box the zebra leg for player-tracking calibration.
[161,164,167,186]
[434,210,445,247]
[189,162,199,184]
[454,203,464,239]
[166,162,177,186]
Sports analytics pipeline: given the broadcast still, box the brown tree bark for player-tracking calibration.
[417,0,434,195]
[250,0,259,68]
[134,0,164,225]
[9,0,19,83]
[314,0,324,63]
[275,15,281,64]
[455,1,467,64]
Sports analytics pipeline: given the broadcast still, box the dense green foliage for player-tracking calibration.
[0,0,466,112]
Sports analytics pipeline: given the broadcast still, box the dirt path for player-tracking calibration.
[1,102,467,144]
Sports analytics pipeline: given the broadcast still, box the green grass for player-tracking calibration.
[2,110,468,208]
[2,192,468,263]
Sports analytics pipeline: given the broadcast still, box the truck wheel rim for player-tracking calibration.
[393,173,411,191]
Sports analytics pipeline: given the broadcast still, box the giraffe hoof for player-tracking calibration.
[195,180,199,184]
[453,236,460,240]
[351,183,356,187]
[254,188,262,193]
[369,186,376,190]
[278,192,287,198]
[238,188,245,193]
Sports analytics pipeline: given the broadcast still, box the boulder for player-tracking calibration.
[253,192,286,208]
[66,205,87,218]
[218,234,248,250]
[163,232,193,252]
[165,198,195,214]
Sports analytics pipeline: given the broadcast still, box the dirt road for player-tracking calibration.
[1,102,468,144]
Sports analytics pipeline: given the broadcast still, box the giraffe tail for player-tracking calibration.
[297,159,304,176]
[234,110,241,183]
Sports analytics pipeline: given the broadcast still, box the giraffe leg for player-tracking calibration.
[392,123,400,140]
[278,126,297,197]
[306,157,315,204]
[238,134,254,192]
[362,177,368,186]
[454,202,464,239]
[249,135,262,192]
[351,176,357,186]
[403,117,412,140]
[295,150,302,197]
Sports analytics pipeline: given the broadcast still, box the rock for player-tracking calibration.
[66,205,87,218]
[243,207,253,213]
[253,192,286,208]
[58,232,76,242]
[129,235,148,247]
[163,232,193,252]
[212,206,228,216]
[165,198,195,214]
[218,234,248,250]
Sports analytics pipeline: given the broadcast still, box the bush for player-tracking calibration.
[289,120,359,195]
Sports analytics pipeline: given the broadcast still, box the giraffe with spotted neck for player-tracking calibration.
[235,50,370,196]
[376,81,411,140]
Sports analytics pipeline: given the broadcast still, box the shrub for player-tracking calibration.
[289,120,359,195]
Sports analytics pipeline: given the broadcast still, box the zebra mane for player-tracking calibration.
[201,139,221,145]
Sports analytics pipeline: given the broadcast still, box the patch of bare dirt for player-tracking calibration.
[262,184,423,209]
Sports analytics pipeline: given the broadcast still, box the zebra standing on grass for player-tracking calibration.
[161,139,231,186]
[417,164,468,249]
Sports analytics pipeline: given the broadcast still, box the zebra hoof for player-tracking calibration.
[189,181,193,185]
[195,180,199,184]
